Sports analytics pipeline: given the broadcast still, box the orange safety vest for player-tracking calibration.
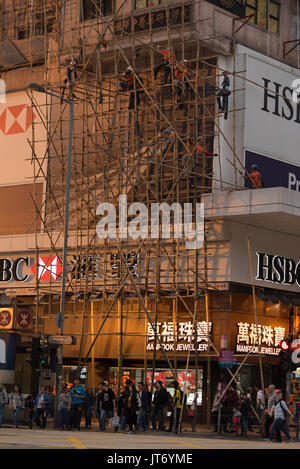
[174,65,188,81]
[160,49,176,63]
[249,170,262,188]
[125,72,134,87]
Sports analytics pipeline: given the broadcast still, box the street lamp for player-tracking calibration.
[28,83,74,427]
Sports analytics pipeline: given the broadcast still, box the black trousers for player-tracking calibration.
[168,408,181,431]
[71,404,83,429]
[125,408,137,431]
[35,408,47,429]
[154,62,171,83]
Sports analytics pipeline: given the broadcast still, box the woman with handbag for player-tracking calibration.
[35,386,51,429]
[266,392,292,443]
[10,384,24,428]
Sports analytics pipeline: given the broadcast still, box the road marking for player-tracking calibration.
[67,436,87,449]
[167,439,210,449]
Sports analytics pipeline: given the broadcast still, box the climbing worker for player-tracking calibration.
[181,137,217,175]
[61,57,77,101]
[119,66,143,110]
[174,60,191,109]
[217,70,231,119]
[245,164,263,189]
[154,45,176,85]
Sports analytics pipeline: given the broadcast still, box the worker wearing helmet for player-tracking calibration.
[154,45,176,84]
[246,164,263,189]
[119,66,143,110]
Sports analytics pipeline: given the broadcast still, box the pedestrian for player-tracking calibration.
[211,391,221,432]
[9,384,24,428]
[0,383,8,428]
[254,385,264,434]
[69,379,86,431]
[25,395,35,429]
[265,385,281,442]
[35,386,50,429]
[232,407,241,435]
[188,394,197,432]
[58,386,71,431]
[151,380,169,431]
[166,381,182,433]
[240,393,251,437]
[84,386,95,430]
[223,385,238,433]
[99,382,118,432]
[266,392,292,443]
[124,384,138,434]
[136,382,150,432]
[145,383,152,429]
[95,383,103,430]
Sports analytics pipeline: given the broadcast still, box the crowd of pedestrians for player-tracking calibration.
[0,379,297,442]
[211,383,294,442]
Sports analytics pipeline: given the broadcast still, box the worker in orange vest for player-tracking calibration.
[154,45,176,84]
[245,164,263,189]
[182,137,217,174]
[119,66,143,109]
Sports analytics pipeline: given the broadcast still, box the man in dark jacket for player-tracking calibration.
[224,385,238,433]
[151,381,169,431]
[240,393,251,437]
[136,382,150,431]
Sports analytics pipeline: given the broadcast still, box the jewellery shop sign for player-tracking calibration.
[235,322,286,356]
[146,321,213,352]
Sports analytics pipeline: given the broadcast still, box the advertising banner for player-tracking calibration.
[245,150,300,192]
[0,333,19,370]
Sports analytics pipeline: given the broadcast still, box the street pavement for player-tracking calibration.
[1,426,300,449]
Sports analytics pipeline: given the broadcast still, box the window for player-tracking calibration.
[246,0,280,34]
[135,0,170,9]
[15,0,56,40]
[81,0,113,21]
[291,13,300,47]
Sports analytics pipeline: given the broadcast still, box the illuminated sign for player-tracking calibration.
[146,321,213,352]
[31,256,62,281]
[236,322,286,356]
[0,308,14,329]
[0,257,30,283]
[256,252,300,288]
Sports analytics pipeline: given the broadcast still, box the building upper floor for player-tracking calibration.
[0,0,300,73]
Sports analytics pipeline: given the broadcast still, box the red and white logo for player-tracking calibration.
[0,309,12,328]
[16,311,32,328]
[0,104,36,135]
[31,256,62,281]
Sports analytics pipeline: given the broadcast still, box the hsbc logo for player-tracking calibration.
[256,252,300,288]
[0,104,36,135]
[31,256,62,281]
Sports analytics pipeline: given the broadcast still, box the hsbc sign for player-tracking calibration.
[31,256,62,281]
[0,258,30,282]
[256,252,300,288]
[0,255,62,284]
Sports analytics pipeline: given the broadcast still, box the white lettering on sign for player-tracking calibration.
[236,323,285,355]
[147,321,212,345]
[288,172,300,192]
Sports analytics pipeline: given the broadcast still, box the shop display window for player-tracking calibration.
[109,367,203,404]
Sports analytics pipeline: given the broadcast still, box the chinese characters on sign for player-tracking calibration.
[114,5,191,36]
[70,253,140,280]
[146,321,213,352]
[236,322,286,355]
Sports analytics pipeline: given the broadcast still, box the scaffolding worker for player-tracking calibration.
[61,57,77,101]
[217,71,231,119]
[154,45,176,85]
[174,60,191,109]
[119,66,143,110]
[245,164,263,189]
[181,137,216,176]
